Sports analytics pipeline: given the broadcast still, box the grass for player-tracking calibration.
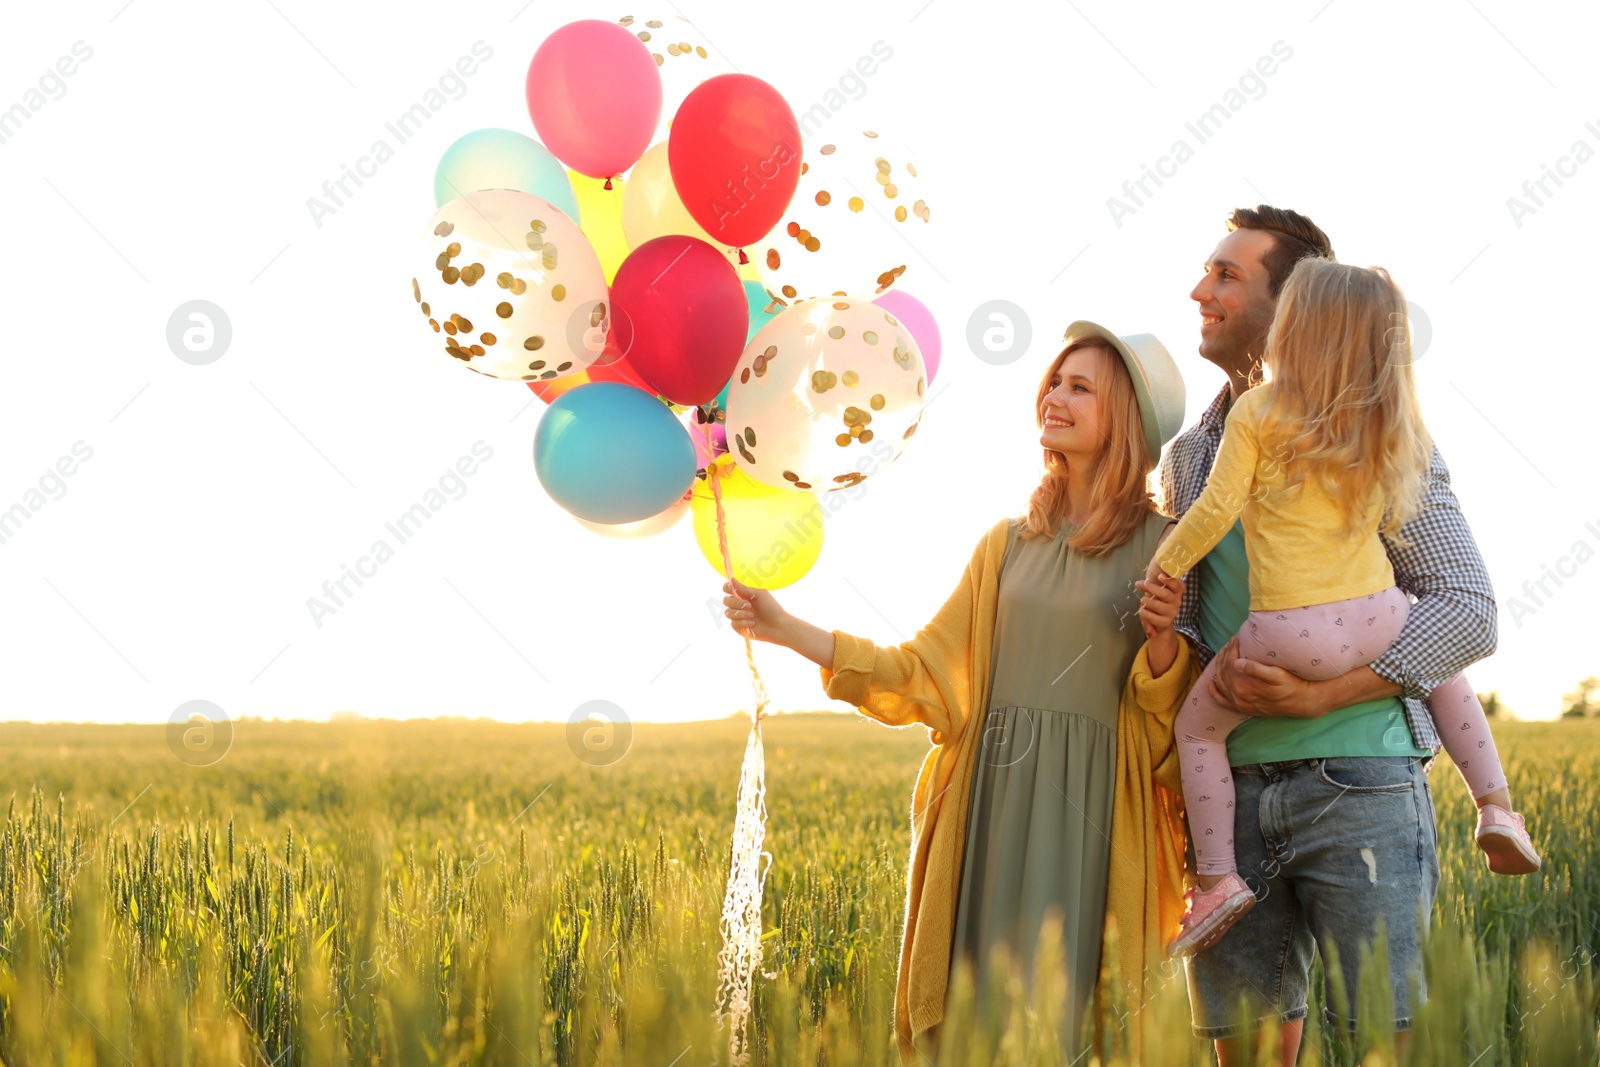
[0,715,1595,1065]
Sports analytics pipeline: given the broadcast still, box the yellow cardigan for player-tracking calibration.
[819,516,1198,1062]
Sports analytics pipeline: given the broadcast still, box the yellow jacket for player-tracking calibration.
[819,516,1198,1061]
[1155,383,1396,610]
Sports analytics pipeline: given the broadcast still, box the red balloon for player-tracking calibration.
[667,74,801,251]
[610,236,747,406]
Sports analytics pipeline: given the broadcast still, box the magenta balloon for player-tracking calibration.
[610,236,748,406]
[874,289,942,385]
[526,20,662,179]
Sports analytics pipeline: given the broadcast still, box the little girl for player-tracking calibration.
[1145,257,1539,958]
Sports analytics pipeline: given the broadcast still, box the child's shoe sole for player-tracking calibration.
[1477,826,1541,875]
[1167,889,1256,958]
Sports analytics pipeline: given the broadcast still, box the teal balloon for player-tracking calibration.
[743,280,779,343]
[709,281,782,414]
[534,383,694,523]
[434,128,579,224]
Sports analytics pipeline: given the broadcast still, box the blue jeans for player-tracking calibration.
[1184,756,1441,1038]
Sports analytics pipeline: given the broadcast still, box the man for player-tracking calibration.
[1159,205,1498,1064]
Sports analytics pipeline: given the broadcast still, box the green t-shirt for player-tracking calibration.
[1197,519,1427,766]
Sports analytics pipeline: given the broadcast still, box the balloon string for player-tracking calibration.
[701,416,770,724]
[700,412,773,1067]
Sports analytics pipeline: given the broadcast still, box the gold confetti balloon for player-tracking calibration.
[615,14,731,158]
[416,188,609,383]
[723,296,925,494]
[754,129,931,307]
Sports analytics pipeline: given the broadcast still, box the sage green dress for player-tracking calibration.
[950,510,1175,1051]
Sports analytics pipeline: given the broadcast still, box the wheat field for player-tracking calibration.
[0,715,1595,1066]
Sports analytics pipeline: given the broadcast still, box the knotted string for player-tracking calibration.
[699,412,772,1066]
[704,420,771,721]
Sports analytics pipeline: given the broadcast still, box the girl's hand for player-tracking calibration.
[1134,573,1184,639]
[1143,557,1171,589]
[1135,573,1185,678]
[722,578,788,644]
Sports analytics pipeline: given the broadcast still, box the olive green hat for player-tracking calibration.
[1060,320,1187,465]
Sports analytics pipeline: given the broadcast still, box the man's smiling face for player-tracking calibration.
[1190,227,1279,384]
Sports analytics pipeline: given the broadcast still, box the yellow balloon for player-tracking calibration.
[567,170,631,283]
[622,142,745,272]
[692,455,824,589]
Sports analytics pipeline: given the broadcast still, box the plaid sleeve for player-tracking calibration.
[1371,444,1498,748]
[1160,434,1214,665]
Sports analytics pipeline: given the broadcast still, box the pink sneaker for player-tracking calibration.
[1167,872,1256,957]
[1475,804,1540,875]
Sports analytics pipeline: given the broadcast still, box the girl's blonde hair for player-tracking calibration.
[1019,338,1158,555]
[1258,257,1433,543]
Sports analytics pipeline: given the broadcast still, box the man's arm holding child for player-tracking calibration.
[1206,445,1494,719]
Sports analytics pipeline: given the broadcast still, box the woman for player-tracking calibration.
[723,322,1198,1061]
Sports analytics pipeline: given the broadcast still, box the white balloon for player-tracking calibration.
[414,188,609,383]
[724,295,926,494]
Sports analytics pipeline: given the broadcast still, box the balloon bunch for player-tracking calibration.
[408,16,941,1063]
[413,14,942,587]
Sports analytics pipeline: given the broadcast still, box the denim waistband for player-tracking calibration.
[1232,754,1424,775]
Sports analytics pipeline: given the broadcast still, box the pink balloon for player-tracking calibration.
[526,21,662,180]
[610,236,748,406]
[874,289,942,385]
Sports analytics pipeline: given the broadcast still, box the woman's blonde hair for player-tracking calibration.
[1258,257,1433,543]
[1019,338,1157,555]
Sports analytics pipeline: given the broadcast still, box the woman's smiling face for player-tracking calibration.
[1039,344,1111,456]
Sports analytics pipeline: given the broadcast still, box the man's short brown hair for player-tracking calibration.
[1226,205,1335,297]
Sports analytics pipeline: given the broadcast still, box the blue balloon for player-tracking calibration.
[434,128,580,224]
[534,383,695,523]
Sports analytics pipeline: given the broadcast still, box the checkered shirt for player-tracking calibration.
[1158,384,1500,752]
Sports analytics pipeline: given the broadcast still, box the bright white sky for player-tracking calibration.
[3,0,1595,726]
